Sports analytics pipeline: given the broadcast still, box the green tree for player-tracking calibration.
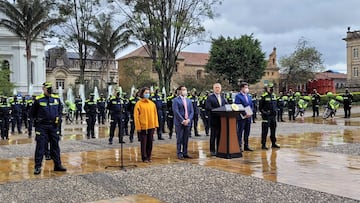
[56,0,101,85]
[0,0,64,93]
[0,61,15,96]
[279,38,324,90]
[206,35,266,89]
[85,13,135,90]
[121,58,156,93]
[111,0,221,92]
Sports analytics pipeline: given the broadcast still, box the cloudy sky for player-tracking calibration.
[121,0,360,73]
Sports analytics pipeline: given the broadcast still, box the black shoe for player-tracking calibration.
[244,147,254,151]
[178,155,184,160]
[206,134,209,136]
[45,155,52,160]
[262,145,268,150]
[54,165,67,172]
[91,135,95,138]
[108,141,113,145]
[253,121,256,123]
[87,136,90,139]
[158,137,165,140]
[210,152,216,156]
[169,136,172,139]
[195,134,201,137]
[281,120,285,122]
[272,144,280,148]
[34,167,41,175]
[183,155,192,159]
[119,141,126,144]
[130,139,133,143]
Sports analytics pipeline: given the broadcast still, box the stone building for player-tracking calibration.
[343,27,360,90]
[116,46,208,92]
[251,47,280,94]
[46,47,118,98]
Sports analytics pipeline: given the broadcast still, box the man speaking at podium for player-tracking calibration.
[206,83,227,156]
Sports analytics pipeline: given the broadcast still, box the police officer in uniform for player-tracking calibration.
[97,93,106,124]
[151,88,165,140]
[26,95,36,138]
[259,84,280,150]
[199,92,210,136]
[0,96,11,140]
[10,96,22,134]
[21,96,28,129]
[84,93,97,139]
[343,89,353,118]
[166,92,175,139]
[252,93,258,123]
[277,92,285,122]
[311,88,321,117]
[188,89,200,137]
[128,90,139,143]
[107,91,125,144]
[75,95,83,121]
[31,82,66,175]
[122,93,130,136]
[287,88,296,121]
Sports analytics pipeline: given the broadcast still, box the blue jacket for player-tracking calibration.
[31,93,62,124]
[234,92,253,121]
[172,96,194,127]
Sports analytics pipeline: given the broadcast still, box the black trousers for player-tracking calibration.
[210,125,220,153]
[86,114,96,138]
[261,117,277,146]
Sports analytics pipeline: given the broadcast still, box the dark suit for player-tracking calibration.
[205,93,226,154]
[172,96,194,157]
[234,92,253,149]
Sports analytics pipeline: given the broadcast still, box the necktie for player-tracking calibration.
[217,94,222,106]
[182,97,188,119]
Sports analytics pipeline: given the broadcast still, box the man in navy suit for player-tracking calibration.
[172,86,194,160]
[205,83,227,156]
[234,82,254,151]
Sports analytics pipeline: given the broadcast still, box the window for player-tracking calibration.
[353,67,359,77]
[2,60,10,81]
[271,72,274,76]
[353,48,359,59]
[56,79,65,89]
[196,70,202,79]
[175,63,179,72]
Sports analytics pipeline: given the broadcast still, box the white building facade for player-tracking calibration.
[0,26,46,95]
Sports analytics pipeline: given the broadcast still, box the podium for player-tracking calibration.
[212,105,244,159]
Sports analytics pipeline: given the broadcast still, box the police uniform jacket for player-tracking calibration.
[107,96,123,114]
[259,92,277,119]
[85,99,97,115]
[31,93,62,125]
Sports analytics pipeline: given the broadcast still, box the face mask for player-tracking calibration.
[244,88,249,94]
[144,93,150,99]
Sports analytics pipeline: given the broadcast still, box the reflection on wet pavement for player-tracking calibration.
[0,118,360,201]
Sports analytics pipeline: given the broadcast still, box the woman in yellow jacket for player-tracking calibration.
[134,87,159,162]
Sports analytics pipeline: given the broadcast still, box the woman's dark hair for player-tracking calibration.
[139,87,150,98]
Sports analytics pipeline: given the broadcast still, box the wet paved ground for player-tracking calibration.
[0,107,360,202]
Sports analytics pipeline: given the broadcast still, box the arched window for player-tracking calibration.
[3,60,10,82]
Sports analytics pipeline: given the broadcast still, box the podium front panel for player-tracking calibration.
[217,116,242,159]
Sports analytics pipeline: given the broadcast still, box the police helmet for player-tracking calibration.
[335,95,343,102]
